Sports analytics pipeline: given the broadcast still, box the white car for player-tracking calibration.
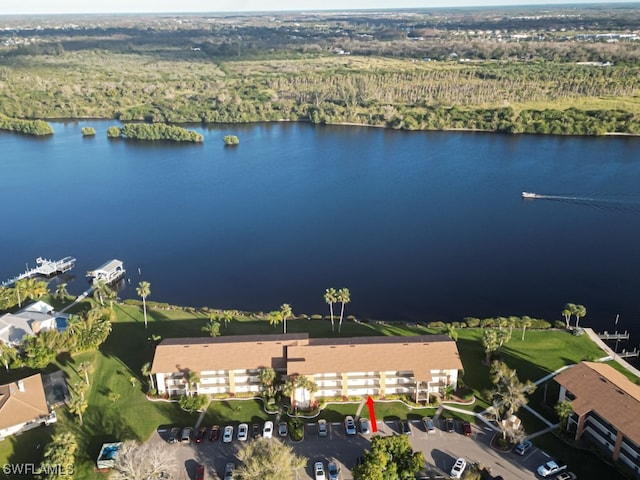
[237,423,248,441]
[450,458,466,479]
[344,416,357,436]
[222,425,234,443]
[537,460,567,478]
[318,419,328,437]
[263,420,274,439]
[314,461,326,480]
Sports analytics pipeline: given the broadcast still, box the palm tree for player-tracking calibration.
[555,400,574,431]
[202,320,221,337]
[184,370,200,396]
[337,288,351,333]
[0,341,17,371]
[295,375,318,407]
[445,323,458,341]
[93,280,111,306]
[66,315,82,336]
[136,281,151,329]
[141,361,155,392]
[324,288,338,332]
[482,329,500,364]
[73,381,88,401]
[55,283,69,300]
[267,310,281,329]
[258,367,277,399]
[69,396,88,426]
[562,303,576,329]
[280,303,293,334]
[281,375,297,404]
[78,361,93,386]
[521,317,532,341]
[223,310,234,327]
[574,304,586,328]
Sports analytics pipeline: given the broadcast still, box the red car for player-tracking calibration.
[462,421,472,436]
[209,425,220,442]
[195,464,205,480]
[194,427,207,443]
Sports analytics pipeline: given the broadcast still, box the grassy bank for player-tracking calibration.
[0,301,631,479]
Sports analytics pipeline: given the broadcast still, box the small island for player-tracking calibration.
[107,123,204,143]
[0,115,53,136]
[223,135,239,145]
[81,126,96,136]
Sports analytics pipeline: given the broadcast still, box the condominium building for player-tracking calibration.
[151,333,462,406]
[555,361,640,477]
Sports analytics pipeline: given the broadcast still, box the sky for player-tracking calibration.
[1,0,637,15]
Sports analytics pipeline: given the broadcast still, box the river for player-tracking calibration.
[2,121,640,347]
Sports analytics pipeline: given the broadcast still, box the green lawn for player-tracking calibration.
[0,300,631,479]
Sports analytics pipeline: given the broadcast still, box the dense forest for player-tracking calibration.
[1,6,640,135]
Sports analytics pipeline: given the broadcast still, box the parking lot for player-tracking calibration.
[154,417,560,480]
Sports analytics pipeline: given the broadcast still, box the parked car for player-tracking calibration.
[195,427,207,443]
[344,416,357,436]
[359,417,370,434]
[445,418,455,433]
[537,460,567,477]
[514,440,533,456]
[222,425,234,443]
[314,461,326,480]
[555,473,577,480]
[422,417,436,434]
[167,427,180,443]
[328,461,340,480]
[462,421,472,436]
[399,419,411,435]
[238,423,249,441]
[209,425,220,442]
[318,419,328,437]
[224,462,234,480]
[180,427,192,443]
[195,463,205,480]
[251,423,261,438]
[278,422,288,437]
[450,458,467,479]
[263,421,274,439]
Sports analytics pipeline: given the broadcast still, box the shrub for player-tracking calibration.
[428,321,445,328]
[465,317,481,328]
[289,418,304,441]
[81,126,96,136]
[179,394,209,412]
[310,314,323,320]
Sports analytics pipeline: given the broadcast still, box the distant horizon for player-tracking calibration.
[1,0,639,16]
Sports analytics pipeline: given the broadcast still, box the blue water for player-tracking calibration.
[2,121,640,341]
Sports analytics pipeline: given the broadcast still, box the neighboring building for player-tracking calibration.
[151,333,462,407]
[555,361,640,477]
[0,301,65,346]
[0,373,55,439]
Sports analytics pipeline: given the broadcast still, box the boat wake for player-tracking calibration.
[522,192,640,216]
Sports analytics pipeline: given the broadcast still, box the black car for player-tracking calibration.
[252,423,261,438]
[399,420,411,435]
[209,425,220,442]
[167,427,180,443]
[445,418,455,433]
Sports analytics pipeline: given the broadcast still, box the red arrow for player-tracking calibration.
[366,395,378,433]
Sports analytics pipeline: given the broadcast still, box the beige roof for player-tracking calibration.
[555,361,640,445]
[0,373,49,431]
[287,335,463,380]
[151,334,309,374]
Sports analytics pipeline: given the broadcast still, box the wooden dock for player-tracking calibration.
[617,348,639,359]
[597,331,630,341]
[1,256,76,286]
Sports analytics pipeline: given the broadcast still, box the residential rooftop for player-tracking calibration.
[555,361,640,445]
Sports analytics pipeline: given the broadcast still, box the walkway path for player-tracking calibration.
[584,327,640,377]
[58,287,94,313]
